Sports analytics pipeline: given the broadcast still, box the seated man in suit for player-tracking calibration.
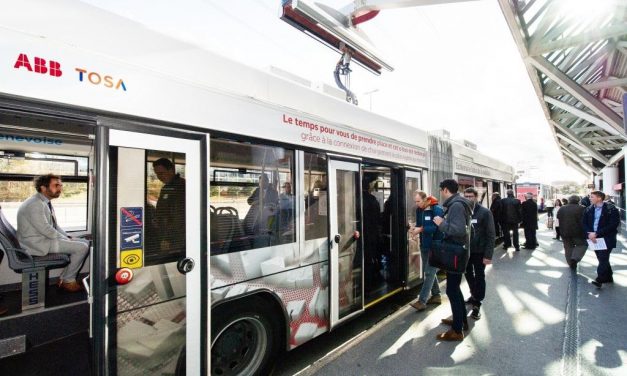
[17,174,89,292]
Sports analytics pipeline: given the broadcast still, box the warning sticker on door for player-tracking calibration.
[121,228,143,250]
[120,249,143,269]
[121,207,143,228]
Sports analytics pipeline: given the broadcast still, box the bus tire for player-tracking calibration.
[211,296,281,376]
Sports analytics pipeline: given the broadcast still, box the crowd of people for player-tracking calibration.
[409,179,622,341]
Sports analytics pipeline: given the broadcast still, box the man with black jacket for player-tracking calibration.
[557,195,586,269]
[463,187,495,320]
[433,179,472,341]
[500,189,522,251]
[490,192,502,238]
[521,193,539,250]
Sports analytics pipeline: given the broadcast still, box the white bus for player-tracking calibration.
[0,3,514,375]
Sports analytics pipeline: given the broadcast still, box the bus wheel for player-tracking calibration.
[211,298,281,376]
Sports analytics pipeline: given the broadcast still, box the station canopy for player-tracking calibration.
[499,0,627,177]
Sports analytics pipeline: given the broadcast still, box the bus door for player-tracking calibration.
[328,159,363,328]
[94,125,207,376]
[404,170,422,286]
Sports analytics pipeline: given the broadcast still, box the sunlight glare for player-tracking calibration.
[496,285,544,335]
[557,0,615,20]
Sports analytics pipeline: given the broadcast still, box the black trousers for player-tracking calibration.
[464,253,486,306]
[524,226,537,248]
[595,248,613,282]
[502,223,519,248]
[446,272,467,333]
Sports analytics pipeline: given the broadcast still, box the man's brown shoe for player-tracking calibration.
[441,318,469,331]
[58,280,83,293]
[427,295,442,305]
[436,329,464,341]
[410,301,427,311]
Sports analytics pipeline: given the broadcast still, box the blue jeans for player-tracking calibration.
[418,248,441,303]
[446,272,467,333]
[595,248,613,282]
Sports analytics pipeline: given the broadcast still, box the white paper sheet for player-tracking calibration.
[587,238,607,250]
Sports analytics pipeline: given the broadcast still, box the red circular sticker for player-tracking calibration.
[115,268,134,285]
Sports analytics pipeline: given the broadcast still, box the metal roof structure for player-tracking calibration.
[499,0,626,178]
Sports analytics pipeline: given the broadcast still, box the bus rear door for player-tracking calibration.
[328,159,363,328]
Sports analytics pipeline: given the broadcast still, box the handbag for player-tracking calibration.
[428,239,469,274]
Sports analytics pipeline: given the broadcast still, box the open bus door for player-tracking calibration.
[403,170,423,287]
[328,159,363,328]
[92,123,207,375]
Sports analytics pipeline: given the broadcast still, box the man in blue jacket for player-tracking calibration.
[409,191,444,311]
[582,191,620,287]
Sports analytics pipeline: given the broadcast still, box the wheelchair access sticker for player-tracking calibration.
[120,249,143,269]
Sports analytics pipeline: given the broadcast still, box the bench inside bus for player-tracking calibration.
[0,206,70,311]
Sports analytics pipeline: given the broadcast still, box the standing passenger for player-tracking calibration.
[501,190,522,251]
[409,191,444,311]
[153,158,186,258]
[553,199,563,240]
[545,198,554,218]
[521,193,538,249]
[463,187,495,320]
[557,195,586,269]
[433,179,472,341]
[490,192,502,239]
[279,182,295,232]
[580,195,591,208]
[244,173,278,239]
[583,191,620,287]
[361,173,382,291]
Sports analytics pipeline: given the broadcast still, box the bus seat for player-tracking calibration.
[0,205,70,311]
[211,207,250,254]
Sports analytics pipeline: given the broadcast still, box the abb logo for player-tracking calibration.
[14,53,62,77]
[12,53,128,92]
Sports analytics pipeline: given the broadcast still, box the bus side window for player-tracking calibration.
[209,139,295,255]
[304,153,328,240]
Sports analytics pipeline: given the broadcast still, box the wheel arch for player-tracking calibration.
[211,288,291,351]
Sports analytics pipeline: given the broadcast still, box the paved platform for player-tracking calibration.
[305,221,627,376]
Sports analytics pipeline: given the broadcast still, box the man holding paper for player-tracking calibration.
[582,191,620,287]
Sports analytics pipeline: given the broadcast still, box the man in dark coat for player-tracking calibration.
[583,191,620,287]
[490,193,502,238]
[521,193,539,250]
[361,173,382,291]
[500,189,522,251]
[463,187,495,320]
[153,158,186,262]
[557,195,586,269]
[580,195,591,208]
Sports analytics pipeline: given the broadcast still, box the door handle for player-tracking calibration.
[334,234,341,244]
[177,257,195,274]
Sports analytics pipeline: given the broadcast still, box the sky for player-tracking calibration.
[82,0,588,183]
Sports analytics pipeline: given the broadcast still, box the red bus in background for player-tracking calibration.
[516,184,539,201]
